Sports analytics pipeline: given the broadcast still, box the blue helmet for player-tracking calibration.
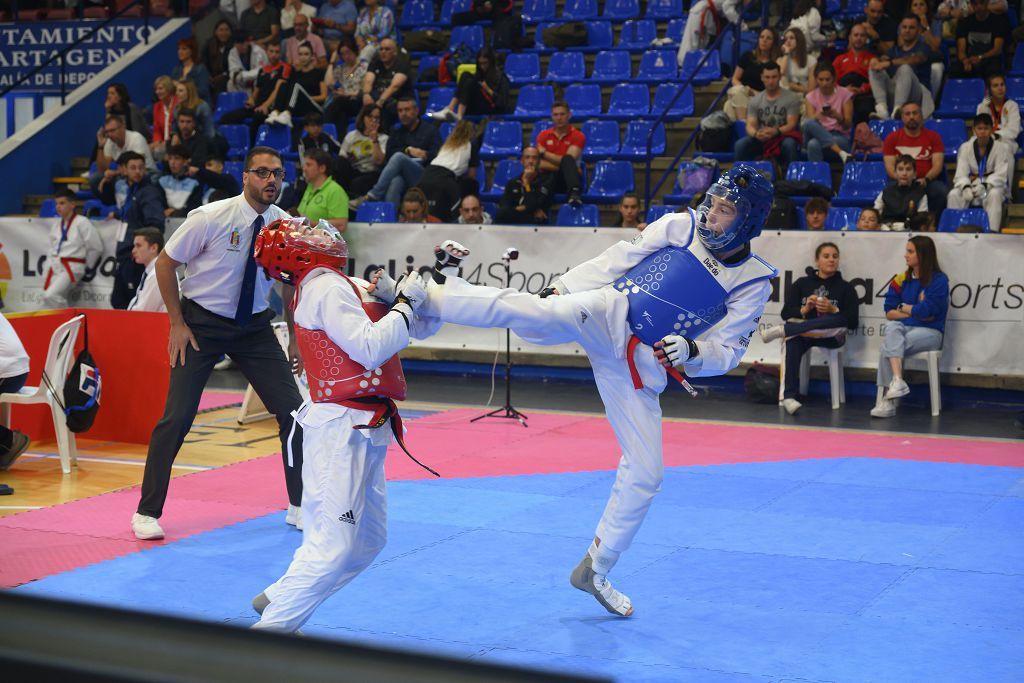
[695,163,773,254]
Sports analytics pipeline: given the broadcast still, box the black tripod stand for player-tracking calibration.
[471,250,528,427]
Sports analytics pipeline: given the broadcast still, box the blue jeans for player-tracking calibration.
[368,153,425,205]
[800,119,849,162]
[734,135,799,169]
[876,321,943,387]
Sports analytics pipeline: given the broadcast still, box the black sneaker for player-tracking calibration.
[0,431,30,470]
[567,189,583,207]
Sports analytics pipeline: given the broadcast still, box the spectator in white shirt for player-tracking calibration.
[90,114,156,196]
[228,31,270,93]
[127,228,173,312]
[977,73,1020,155]
[947,113,1012,230]
[42,189,103,309]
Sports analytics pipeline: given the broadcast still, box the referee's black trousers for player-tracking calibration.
[137,298,304,518]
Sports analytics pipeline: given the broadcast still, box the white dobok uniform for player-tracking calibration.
[42,213,102,309]
[423,211,775,553]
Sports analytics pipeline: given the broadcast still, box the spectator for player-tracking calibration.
[298,150,349,232]
[804,197,830,230]
[0,313,31,471]
[159,145,204,218]
[948,113,1011,230]
[735,62,802,169]
[802,62,854,162]
[336,104,387,198]
[862,0,897,54]
[536,101,585,208]
[150,75,179,160]
[316,0,358,47]
[300,112,341,157]
[453,0,525,49]
[875,153,929,229]
[174,80,215,139]
[189,156,241,205]
[677,0,742,60]
[169,108,210,167]
[240,0,281,50]
[868,16,934,120]
[354,0,397,63]
[761,241,859,415]
[285,13,327,68]
[361,37,413,127]
[349,96,441,207]
[428,48,513,122]
[779,28,817,95]
[457,193,493,225]
[857,207,882,230]
[614,192,647,230]
[266,42,328,128]
[978,74,1020,155]
[41,189,102,309]
[949,0,1008,79]
[228,31,270,94]
[724,28,781,122]
[127,228,172,313]
[833,23,877,126]
[787,0,827,56]
[323,35,367,133]
[882,102,947,214]
[416,120,478,222]
[204,20,234,98]
[172,37,211,104]
[105,82,149,140]
[871,235,948,418]
[399,187,441,223]
[495,146,549,225]
[221,41,291,133]
[281,0,316,39]
[93,114,156,196]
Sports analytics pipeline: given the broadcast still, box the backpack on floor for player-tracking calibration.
[744,363,780,404]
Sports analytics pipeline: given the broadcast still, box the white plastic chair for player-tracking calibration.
[876,348,942,417]
[799,346,846,410]
[0,314,84,474]
[237,322,310,424]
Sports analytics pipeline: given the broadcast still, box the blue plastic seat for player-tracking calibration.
[581,120,620,159]
[321,123,338,140]
[1009,48,1024,77]
[424,86,455,116]
[651,83,694,120]
[589,50,632,84]
[719,31,757,70]
[530,120,554,145]
[561,0,598,20]
[398,0,434,28]
[479,121,524,158]
[546,52,586,84]
[617,121,666,158]
[439,122,456,140]
[565,83,603,118]
[744,160,776,180]
[482,159,523,200]
[555,203,601,226]
[449,25,484,53]
[416,55,441,85]
[39,198,57,217]
[937,208,990,232]
[836,0,867,20]
[646,0,682,19]
[646,205,677,223]
[665,18,686,44]
[356,201,398,223]
[834,162,888,206]
[786,161,832,189]
[933,78,986,118]
[606,83,649,120]
[925,119,969,157]
[603,0,639,20]
[224,161,245,184]
[824,207,864,231]
[618,20,657,51]
[584,21,614,51]
[680,50,721,85]
[213,91,246,123]
[522,0,556,23]
[219,124,250,159]
[254,124,291,155]
[637,49,677,82]
[868,119,902,141]
[585,160,634,201]
[438,0,473,25]
[505,53,541,85]
[512,84,555,119]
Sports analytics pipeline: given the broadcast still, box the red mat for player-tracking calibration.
[198,391,245,412]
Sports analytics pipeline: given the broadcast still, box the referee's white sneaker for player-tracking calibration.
[285,504,303,530]
[131,513,165,540]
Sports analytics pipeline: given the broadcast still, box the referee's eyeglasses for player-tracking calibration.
[247,168,286,180]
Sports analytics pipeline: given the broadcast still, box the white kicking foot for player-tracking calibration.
[285,504,303,530]
[569,553,633,617]
[887,377,910,399]
[252,592,270,615]
[781,398,802,415]
[760,325,785,343]
[432,240,471,284]
[131,513,164,540]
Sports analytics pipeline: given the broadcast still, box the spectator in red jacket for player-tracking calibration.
[535,101,586,208]
[833,23,876,125]
[882,101,947,215]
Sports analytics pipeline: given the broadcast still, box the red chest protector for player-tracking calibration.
[293,268,407,403]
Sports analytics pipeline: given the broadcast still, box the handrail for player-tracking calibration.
[642,0,766,213]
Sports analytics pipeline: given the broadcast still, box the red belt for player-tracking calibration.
[626,335,698,397]
[337,397,440,477]
[44,257,86,290]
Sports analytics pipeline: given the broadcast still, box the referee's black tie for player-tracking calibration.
[234,215,264,327]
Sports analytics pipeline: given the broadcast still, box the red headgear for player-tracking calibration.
[254,217,348,285]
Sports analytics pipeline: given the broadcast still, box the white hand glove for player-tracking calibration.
[370,268,397,303]
[653,334,694,369]
[394,270,427,312]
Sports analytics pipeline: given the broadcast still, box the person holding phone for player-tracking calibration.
[802,62,854,162]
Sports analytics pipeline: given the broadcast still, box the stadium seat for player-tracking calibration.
[606,83,650,120]
[39,198,57,218]
[254,124,291,155]
[583,21,614,51]
[646,0,682,19]
[651,83,694,120]
[744,160,776,180]
[925,119,969,157]
[937,208,990,232]
[1009,48,1024,77]
[585,160,634,201]
[219,125,250,159]
[546,52,586,84]
[82,199,118,218]
[646,205,678,223]
[603,0,640,20]
[555,203,601,227]
[680,50,721,85]
[618,20,657,51]
[416,55,441,85]
[617,121,666,159]
[1007,77,1024,110]
[513,85,555,119]
[213,91,246,123]
[449,25,484,53]
[581,120,620,160]
[505,53,541,85]
[522,0,556,23]
[424,86,455,116]
[561,0,598,20]
[399,0,435,28]
[868,119,902,140]
[565,83,603,118]
[637,49,677,82]
[836,0,867,20]
[720,31,757,70]
[439,0,472,25]
[530,120,554,145]
[589,50,632,84]
[225,161,245,185]
[786,161,832,189]
[482,159,523,200]
[321,124,338,140]
[439,122,455,140]
[824,207,863,231]
[933,78,986,118]
[665,18,686,44]
[356,202,398,223]
[834,162,888,206]
[479,121,524,158]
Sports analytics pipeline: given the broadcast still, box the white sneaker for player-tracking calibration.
[870,398,897,418]
[214,357,234,371]
[781,398,802,415]
[887,377,910,399]
[276,110,293,127]
[760,325,785,342]
[428,107,459,122]
[131,513,165,540]
[285,504,303,530]
[265,110,280,125]
[871,103,888,120]
[839,149,853,164]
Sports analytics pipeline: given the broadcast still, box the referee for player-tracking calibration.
[131,146,304,541]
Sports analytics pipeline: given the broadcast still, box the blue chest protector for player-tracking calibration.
[612,210,777,346]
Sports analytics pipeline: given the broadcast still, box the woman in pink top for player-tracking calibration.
[801,62,854,162]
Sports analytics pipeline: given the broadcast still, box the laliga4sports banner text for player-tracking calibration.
[1,217,1021,376]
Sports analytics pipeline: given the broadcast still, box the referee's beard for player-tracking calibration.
[245,180,278,212]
